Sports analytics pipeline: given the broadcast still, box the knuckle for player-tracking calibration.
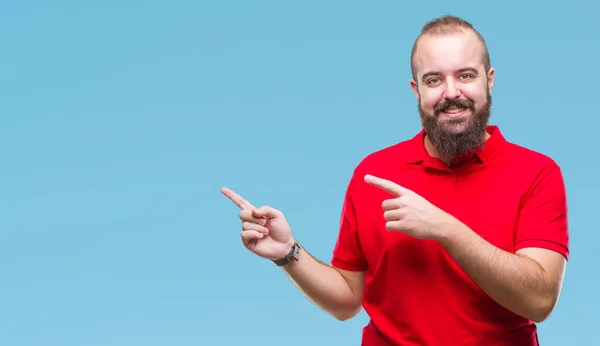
[241,230,255,240]
[382,198,400,210]
[239,210,250,221]
[383,210,393,221]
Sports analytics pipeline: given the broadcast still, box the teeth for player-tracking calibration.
[445,108,464,114]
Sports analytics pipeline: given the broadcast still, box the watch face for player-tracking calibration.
[292,244,301,260]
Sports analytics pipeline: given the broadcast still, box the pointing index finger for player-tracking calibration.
[364,174,406,197]
[221,187,256,210]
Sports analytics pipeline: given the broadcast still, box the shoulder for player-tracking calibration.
[352,139,413,176]
[502,140,562,173]
[498,140,566,202]
[342,137,416,193]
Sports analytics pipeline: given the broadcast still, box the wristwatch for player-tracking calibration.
[273,241,301,266]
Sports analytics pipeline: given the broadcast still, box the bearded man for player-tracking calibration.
[223,14,569,346]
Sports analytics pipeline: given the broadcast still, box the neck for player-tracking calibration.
[424,130,491,164]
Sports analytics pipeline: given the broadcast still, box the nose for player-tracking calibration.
[443,79,461,99]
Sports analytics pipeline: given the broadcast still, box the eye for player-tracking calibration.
[459,73,474,80]
[427,78,441,85]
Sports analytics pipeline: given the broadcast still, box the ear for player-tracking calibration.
[487,67,495,93]
[410,78,420,101]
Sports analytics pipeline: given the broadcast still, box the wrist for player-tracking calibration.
[435,214,462,245]
[285,238,296,252]
[272,239,301,267]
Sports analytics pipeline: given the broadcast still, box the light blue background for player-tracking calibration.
[1,1,598,345]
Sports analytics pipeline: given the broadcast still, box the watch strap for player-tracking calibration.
[273,242,301,266]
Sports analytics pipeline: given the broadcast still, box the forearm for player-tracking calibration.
[438,220,556,322]
[280,247,362,320]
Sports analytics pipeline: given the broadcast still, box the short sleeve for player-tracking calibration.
[514,163,569,260]
[331,175,368,271]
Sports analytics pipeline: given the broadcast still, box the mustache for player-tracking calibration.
[434,98,475,114]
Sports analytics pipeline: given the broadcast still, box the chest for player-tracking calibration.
[355,169,526,270]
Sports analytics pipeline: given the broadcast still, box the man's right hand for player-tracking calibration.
[221,187,365,321]
[221,187,296,261]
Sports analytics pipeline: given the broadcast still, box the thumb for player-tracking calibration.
[252,206,282,219]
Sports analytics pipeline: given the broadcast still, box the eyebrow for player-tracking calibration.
[421,67,479,82]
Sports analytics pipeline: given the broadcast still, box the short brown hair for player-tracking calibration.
[410,15,491,81]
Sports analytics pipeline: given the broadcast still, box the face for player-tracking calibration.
[410,30,495,160]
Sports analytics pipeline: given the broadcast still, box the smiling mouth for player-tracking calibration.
[441,106,468,118]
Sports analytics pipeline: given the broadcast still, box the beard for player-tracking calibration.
[418,91,492,161]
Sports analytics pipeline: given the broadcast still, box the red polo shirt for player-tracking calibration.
[331,126,569,346]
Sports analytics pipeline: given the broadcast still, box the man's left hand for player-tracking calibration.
[364,174,456,241]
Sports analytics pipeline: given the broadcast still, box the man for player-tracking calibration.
[222,15,569,346]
